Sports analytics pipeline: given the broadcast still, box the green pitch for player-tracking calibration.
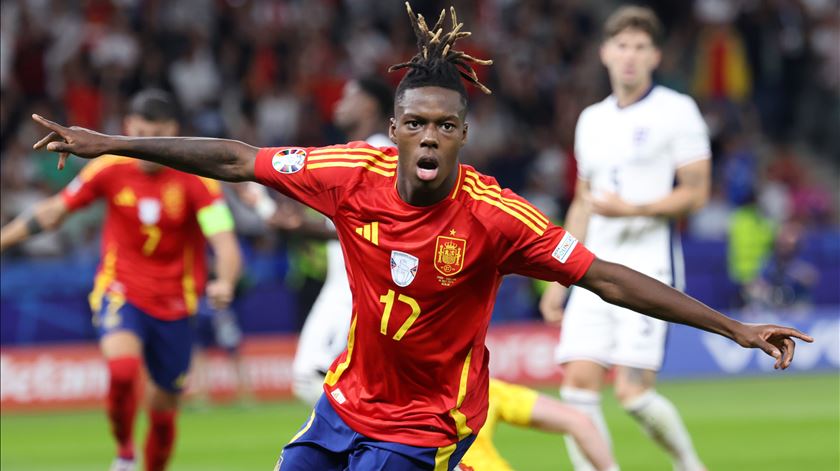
[1,374,837,470]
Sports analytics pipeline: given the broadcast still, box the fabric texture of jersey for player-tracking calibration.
[459,379,538,471]
[255,142,594,447]
[94,292,193,392]
[575,85,709,284]
[292,133,393,384]
[62,156,227,320]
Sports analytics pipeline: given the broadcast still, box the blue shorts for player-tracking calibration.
[277,396,475,471]
[94,293,193,393]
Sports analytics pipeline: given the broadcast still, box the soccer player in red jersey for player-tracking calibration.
[27,5,811,470]
[1,90,242,471]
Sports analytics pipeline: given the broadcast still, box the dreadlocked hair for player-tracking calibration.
[389,2,493,106]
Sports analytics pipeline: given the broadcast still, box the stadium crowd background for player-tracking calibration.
[1,0,838,343]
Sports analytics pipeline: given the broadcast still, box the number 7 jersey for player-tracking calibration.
[255,142,594,447]
[61,156,226,320]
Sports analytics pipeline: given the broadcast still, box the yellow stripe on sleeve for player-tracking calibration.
[464,171,549,226]
[461,184,546,236]
[309,146,398,162]
[307,161,395,177]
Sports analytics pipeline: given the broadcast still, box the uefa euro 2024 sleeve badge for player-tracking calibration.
[271,148,307,174]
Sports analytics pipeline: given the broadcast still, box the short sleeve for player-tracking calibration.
[573,108,594,181]
[671,97,711,167]
[186,176,225,211]
[253,141,397,218]
[490,187,595,286]
[61,164,105,211]
[184,176,235,236]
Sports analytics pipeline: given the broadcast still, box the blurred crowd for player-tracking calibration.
[1,0,838,311]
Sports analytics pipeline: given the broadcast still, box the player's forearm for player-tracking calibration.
[107,136,259,182]
[0,219,29,252]
[211,231,242,287]
[635,185,709,218]
[562,196,591,242]
[0,196,68,252]
[579,258,742,341]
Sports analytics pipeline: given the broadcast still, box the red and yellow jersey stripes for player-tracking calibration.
[254,142,594,448]
[62,157,225,320]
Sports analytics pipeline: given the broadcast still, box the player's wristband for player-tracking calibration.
[25,215,44,235]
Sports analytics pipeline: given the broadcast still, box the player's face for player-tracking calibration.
[334,81,376,132]
[124,115,179,173]
[390,87,467,200]
[600,28,661,91]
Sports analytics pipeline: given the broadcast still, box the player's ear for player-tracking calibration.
[651,47,662,69]
[461,122,468,146]
[389,117,397,144]
[599,42,609,67]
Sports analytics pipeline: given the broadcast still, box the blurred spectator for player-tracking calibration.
[745,220,819,312]
[1,0,838,316]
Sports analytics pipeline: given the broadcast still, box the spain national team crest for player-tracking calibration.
[271,148,307,174]
[434,235,466,276]
[137,198,162,225]
[390,250,419,287]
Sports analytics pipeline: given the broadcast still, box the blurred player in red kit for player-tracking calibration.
[1,89,242,471]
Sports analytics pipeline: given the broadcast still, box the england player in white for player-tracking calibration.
[290,77,394,405]
[541,7,710,471]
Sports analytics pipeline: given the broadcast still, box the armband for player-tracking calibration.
[197,201,235,237]
[25,215,44,235]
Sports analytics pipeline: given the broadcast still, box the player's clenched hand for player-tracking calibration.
[733,323,814,370]
[31,114,112,170]
[206,279,235,310]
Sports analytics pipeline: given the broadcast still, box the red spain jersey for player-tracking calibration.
[62,156,224,320]
[255,142,595,447]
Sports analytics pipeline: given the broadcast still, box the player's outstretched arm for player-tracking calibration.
[0,195,69,252]
[576,258,814,369]
[31,114,259,182]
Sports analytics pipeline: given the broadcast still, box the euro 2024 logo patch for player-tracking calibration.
[390,250,419,287]
[271,148,307,174]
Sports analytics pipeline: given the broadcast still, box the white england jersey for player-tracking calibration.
[575,85,709,287]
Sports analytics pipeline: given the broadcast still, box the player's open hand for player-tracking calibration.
[733,323,814,370]
[31,114,112,170]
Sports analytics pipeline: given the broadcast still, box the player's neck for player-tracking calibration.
[613,79,654,108]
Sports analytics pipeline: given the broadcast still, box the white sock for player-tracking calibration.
[624,390,704,471]
[561,387,612,471]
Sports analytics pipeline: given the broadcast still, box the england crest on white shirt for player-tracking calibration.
[390,250,419,287]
